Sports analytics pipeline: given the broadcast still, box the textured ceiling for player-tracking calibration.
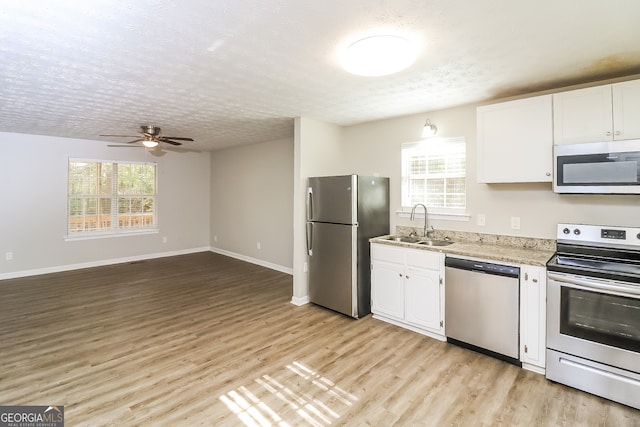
[1,0,640,151]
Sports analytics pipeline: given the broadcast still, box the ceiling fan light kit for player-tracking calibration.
[142,139,159,148]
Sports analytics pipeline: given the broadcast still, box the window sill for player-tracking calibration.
[395,210,470,222]
[64,228,159,241]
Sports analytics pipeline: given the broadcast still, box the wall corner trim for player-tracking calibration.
[290,295,310,306]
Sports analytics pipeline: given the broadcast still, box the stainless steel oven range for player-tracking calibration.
[546,223,640,410]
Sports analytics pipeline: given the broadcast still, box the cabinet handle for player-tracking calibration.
[546,172,551,176]
[524,345,528,354]
[532,278,538,283]
[606,131,612,136]
[525,272,529,281]
[615,130,621,136]
[405,275,410,279]
[399,273,403,277]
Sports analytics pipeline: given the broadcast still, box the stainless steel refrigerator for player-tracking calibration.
[306,175,390,318]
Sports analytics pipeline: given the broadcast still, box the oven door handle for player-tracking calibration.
[548,272,640,297]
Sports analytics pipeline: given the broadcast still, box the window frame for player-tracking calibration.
[400,136,469,219]
[66,158,159,240]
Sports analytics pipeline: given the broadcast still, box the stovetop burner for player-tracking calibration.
[547,223,640,284]
[556,255,640,274]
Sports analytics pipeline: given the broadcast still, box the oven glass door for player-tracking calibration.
[560,286,640,353]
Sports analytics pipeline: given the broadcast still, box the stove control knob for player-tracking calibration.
[637,232,640,240]
[573,228,581,235]
[563,228,570,235]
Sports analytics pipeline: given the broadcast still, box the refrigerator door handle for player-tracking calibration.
[306,222,313,256]
[306,187,313,221]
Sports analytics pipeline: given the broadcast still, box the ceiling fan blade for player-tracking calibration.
[160,139,183,146]
[126,138,144,144]
[162,146,201,153]
[108,144,143,148]
[161,137,194,141]
[100,134,140,138]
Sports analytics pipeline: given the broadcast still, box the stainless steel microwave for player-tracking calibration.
[554,140,640,194]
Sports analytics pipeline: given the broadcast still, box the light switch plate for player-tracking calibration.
[477,214,486,226]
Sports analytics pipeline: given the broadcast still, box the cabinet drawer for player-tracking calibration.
[406,249,442,269]
[371,243,405,264]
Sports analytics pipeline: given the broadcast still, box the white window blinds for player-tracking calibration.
[401,137,466,212]
[68,159,157,235]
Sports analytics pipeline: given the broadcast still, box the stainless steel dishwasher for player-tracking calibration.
[445,256,520,365]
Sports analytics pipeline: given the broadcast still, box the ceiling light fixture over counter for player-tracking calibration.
[341,34,418,77]
[422,118,437,137]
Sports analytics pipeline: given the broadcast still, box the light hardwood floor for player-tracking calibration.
[1,252,638,426]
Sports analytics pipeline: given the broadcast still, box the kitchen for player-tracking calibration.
[3,75,640,425]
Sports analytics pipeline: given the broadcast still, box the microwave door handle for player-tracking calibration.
[548,272,640,297]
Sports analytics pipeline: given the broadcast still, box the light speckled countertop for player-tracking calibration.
[369,227,555,267]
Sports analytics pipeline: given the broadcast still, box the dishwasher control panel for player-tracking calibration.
[445,256,520,278]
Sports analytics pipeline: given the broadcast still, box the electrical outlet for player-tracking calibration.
[511,216,521,230]
[162,236,168,243]
[303,262,308,273]
[257,241,261,250]
[214,235,218,242]
[477,214,486,226]
[5,252,13,261]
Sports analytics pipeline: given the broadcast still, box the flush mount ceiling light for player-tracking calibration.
[422,118,438,137]
[341,35,417,76]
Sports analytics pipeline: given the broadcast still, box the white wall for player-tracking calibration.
[0,132,211,278]
[210,137,294,273]
[292,117,346,303]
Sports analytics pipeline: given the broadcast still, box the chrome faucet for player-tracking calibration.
[410,203,433,238]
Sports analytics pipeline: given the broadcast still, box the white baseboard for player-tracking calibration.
[208,247,293,275]
[522,362,545,375]
[290,295,310,306]
[0,247,211,281]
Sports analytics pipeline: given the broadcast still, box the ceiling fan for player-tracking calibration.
[101,125,194,148]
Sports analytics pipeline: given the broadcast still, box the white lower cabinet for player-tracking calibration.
[370,259,405,320]
[519,265,547,373]
[371,243,445,340]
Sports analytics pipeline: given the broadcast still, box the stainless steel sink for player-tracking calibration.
[417,239,454,247]
[385,235,422,243]
[384,236,454,246]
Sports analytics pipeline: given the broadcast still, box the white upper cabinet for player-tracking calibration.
[553,79,640,144]
[476,94,553,183]
[612,80,640,141]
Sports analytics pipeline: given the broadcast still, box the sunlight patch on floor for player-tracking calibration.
[219,361,359,426]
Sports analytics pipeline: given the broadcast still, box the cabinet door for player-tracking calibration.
[404,266,442,332]
[371,260,405,320]
[477,94,553,183]
[520,266,546,369]
[553,85,613,144]
[612,80,640,140]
